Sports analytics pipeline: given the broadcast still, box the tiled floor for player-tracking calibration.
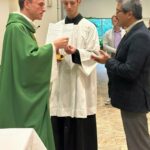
[96,64,150,150]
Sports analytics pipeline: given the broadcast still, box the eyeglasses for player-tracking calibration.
[116,9,123,14]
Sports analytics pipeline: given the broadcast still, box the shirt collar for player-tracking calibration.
[113,27,121,33]
[13,12,36,30]
[65,14,83,25]
[125,19,143,33]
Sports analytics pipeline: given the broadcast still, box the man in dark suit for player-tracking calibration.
[92,0,150,149]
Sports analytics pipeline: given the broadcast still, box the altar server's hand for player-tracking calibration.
[65,45,76,54]
[91,50,111,64]
[53,37,69,50]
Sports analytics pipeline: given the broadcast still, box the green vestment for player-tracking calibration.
[0,13,55,150]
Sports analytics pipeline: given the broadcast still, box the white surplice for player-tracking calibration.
[49,18,100,118]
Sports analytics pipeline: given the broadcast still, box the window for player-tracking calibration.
[87,18,113,38]
[87,18,113,48]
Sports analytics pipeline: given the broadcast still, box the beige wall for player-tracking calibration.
[79,0,150,18]
[9,0,19,12]
[79,0,116,18]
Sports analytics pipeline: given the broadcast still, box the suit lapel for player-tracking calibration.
[115,34,127,57]
[115,22,144,57]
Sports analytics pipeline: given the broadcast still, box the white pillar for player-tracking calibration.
[0,0,9,63]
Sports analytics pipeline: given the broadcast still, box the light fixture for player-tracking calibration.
[47,0,52,7]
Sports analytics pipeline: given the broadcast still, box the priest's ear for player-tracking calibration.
[24,0,32,10]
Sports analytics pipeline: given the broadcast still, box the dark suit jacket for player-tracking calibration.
[105,22,150,112]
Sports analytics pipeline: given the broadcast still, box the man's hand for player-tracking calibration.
[65,45,76,54]
[53,37,69,50]
[91,50,111,64]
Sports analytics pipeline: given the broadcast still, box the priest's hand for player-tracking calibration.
[53,37,69,50]
[64,45,76,54]
[91,50,111,64]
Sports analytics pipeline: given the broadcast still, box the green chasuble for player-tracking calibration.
[0,13,55,150]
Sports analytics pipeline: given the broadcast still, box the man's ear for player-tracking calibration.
[24,0,32,10]
[127,10,133,19]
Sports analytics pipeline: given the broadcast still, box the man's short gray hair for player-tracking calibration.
[116,0,142,19]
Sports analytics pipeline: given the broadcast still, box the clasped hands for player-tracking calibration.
[53,37,76,55]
